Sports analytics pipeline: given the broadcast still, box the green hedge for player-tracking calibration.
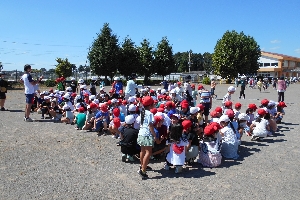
[202,77,211,85]
[44,79,56,87]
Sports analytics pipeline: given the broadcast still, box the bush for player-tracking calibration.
[44,79,56,87]
[202,77,211,85]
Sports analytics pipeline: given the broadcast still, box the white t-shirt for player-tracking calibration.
[252,118,269,137]
[166,139,189,165]
[138,110,154,137]
[22,73,35,94]
[125,80,137,96]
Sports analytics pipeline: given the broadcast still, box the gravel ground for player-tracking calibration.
[1,83,300,199]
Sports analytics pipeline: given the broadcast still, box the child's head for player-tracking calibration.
[227,86,236,94]
[247,104,257,114]
[225,109,235,121]
[235,102,242,111]
[204,122,221,139]
[182,120,192,133]
[78,107,85,113]
[169,123,183,142]
[170,114,180,125]
[113,108,120,118]
[190,107,200,117]
[260,99,269,107]
[113,117,121,129]
[218,115,230,127]
[238,113,249,127]
[153,115,164,127]
[125,115,135,127]
[267,100,276,109]
[224,101,233,109]
[256,109,267,121]
[215,107,223,117]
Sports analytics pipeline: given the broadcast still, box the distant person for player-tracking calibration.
[277,76,287,102]
[0,71,8,111]
[70,78,77,93]
[239,76,246,99]
[20,64,43,122]
[125,73,138,101]
[210,78,217,99]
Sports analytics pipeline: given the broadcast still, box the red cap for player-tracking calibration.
[113,108,120,117]
[109,89,114,93]
[182,120,192,131]
[261,99,269,106]
[197,104,205,111]
[157,108,164,112]
[154,115,163,126]
[150,108,157,115]
[106,100,111,105]
[181,103,189,109]
[235,102,242,108]
[119,90,123,94]
[113,117,121,128]
[172,143,185,154]
[278,101,287,107]
[191,84,195,88]
[210,110,218,117]
[166,96,171,101]
[224,101,232,107]
[71,93,77,97]
[226,109,235,118]
[210,122,222,130]
[89,103,98,109]
[257,108,267,115]
[150,89,155,93]
[198,85,204,90]
[100,104,108,112]
[159,104,165,108]
[215,106,223,113]
[204,125,215,136]
[122,100,127,105]
[248,103,257,110]
[142,96,154,107]
[78,107,85,113]
[84,93,89,97]
[165,101,174,108]
[177,82,181,86]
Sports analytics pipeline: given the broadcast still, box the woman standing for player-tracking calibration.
[137,96,156,179]
[277,76,286,102]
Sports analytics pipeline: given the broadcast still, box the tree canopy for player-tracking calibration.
[154,37,175,78]
[87,23,120,79]
[138,39,155,84]
[212,30,261,79]
[55,58,72,78]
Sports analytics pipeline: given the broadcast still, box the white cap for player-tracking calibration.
[157,88,162,90]
[111,98,118,104]
[54,93,60,98]
[100,87,105,91]
[161,89,166,94]
[80,85,87,89]
[66,87,72,92]
[63,94,70,99]
[92,77,97,81]
[93,99,99,104]
[190,107,200,114]
[268,100,276,107]
[128,96,136,103]
[40,91,46,95]
[63,105,70,110]
[228,86,236,92]
[89,95,96,100]
[78,79,84,84]
[75,103,81,109]
[170,89,176,94]
[114,77,120,81]
[128,104,136,112]
[125,115,135,124]
[170,113,180,119]
[54,90,59,94]
[100,94,105,98]
[154,112,165,119]
[48,93,54,97]
[218,115,230,123]
[71,77,75,81]
[238,113,250,121]
[44,96,50,100]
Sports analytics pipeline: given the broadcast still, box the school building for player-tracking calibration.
[258,51,300,78]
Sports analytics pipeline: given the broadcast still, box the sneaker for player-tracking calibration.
[175,166,183,173]
[121,154,127,162]
[1,107,6,111]
[24,117,26,121]
[140,165,152,171]
[41,116,44,119]
[127,155,135,162]
[103,130,108,136]
[164,163,170,170]
[137,169,148,179]
[251,136,259,141]
[25,118,33,122]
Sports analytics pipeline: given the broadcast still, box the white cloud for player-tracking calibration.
[270,46,280,50]
[295,48,300,54]
[271,40,281,44]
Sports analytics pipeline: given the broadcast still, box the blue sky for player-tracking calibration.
[1,0,300,71]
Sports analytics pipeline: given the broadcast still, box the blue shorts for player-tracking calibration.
[25,93,34,104]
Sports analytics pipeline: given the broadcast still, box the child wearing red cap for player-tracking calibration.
[198,122,222,167]
[109,117,121,139]
[250,109,270,141]
[164,123,189,173]
[246,104,257,126]
[137,96,156,179]
[93,103,110,135]
[275,101,286,124]
[233,102,242,121]
[74,107,86,130]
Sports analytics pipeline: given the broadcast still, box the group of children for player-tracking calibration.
[32,79,287,176]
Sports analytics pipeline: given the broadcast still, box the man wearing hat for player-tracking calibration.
[0,71,8,111]
[125,73,138,101]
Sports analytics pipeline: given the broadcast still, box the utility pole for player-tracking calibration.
[188,51,191,73]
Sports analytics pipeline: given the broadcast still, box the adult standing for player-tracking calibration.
[125,73,138,101]
[20,64,43,122]
[70,77,77,93]
[239,76,246,99]
[210,78,217,99]
[0,71,8,111]
[277,76,287,102]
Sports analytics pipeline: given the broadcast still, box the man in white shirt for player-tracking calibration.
[125,73,138,100]
[20,64,43,122]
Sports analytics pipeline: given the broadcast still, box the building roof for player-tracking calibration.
[261,51,300,61]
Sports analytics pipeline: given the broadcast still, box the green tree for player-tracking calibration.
[154,37,175,79]
[87,23,120,80]
[203,52,213,74]
[190,52,204,71]
[119,36,140,78]
[55,58,72,78]
[174,52,189,72]
[0,62,2,71]
[138,39,155,84]
[212,30,261,79]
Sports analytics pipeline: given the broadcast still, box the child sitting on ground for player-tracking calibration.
[164,123,189,173]
[246,104,257,127]
[74,107,86,130]
[233,102,242,121]
[275,101,287,124]
[237,113,250,138]
[250,109,270,141]
[198,122,222,168]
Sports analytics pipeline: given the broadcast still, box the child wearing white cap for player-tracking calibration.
[222,86,236,110]
[218,115,239,159]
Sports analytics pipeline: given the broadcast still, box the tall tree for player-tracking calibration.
[138,39,155,84]
[190,52,204,71]
[119,36,140,78]
[173,52,189,72]
[212,30,261,79]
[87,23,120,80]
[55,58,72,77]
[203,52,213,74]
[154,37,175,79]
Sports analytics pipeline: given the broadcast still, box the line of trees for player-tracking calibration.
[51,23,260,83]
